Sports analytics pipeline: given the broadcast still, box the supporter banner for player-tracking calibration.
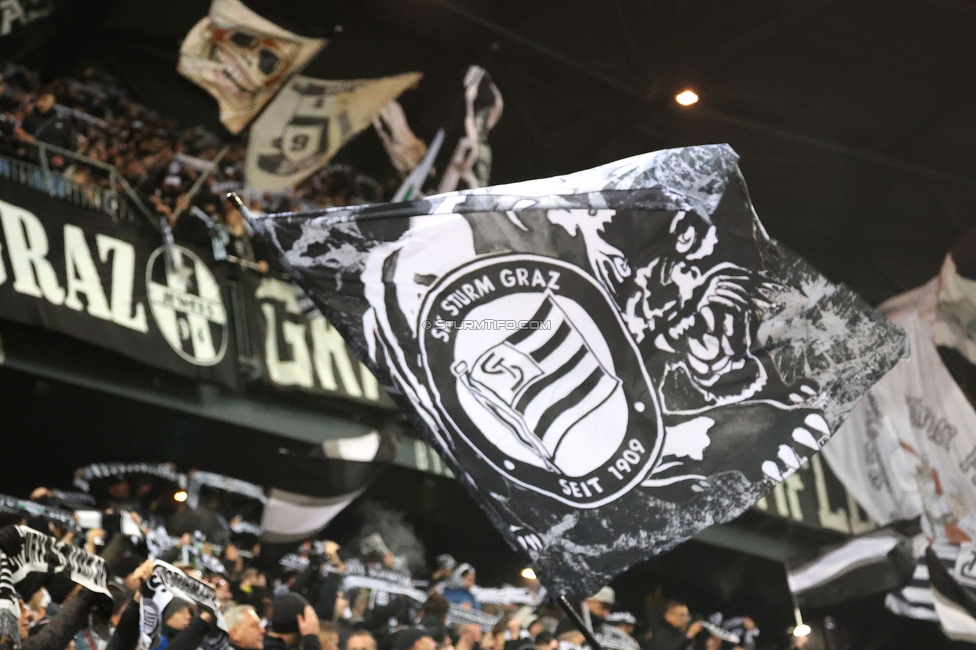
[0,181,241,387]
[261,429,397,543]
[246,73,422,191]
[247,144,906,594]
[827,316,976,543]
[9,526,109,595]
[751,452,878,534]
[821,389,923,527]
[254,277,395,407]
[140,560,228,650]
[177,0,325,135]
[0,494,77,531]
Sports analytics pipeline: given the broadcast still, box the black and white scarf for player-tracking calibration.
[74,463,186,493]
[0,494,78,532]
[9,526,109,595]
[139,561,228,650]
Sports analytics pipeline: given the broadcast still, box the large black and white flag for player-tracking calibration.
[246,144,906,594]
[139,561,228,650]
[260,430,398,543]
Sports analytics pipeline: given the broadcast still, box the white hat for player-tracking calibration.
[588,586,615,605]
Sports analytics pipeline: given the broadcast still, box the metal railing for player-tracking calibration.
[0,140,154,226]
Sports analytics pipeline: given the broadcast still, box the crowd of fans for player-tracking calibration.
[0,466,788,650]
[0,63,391,273]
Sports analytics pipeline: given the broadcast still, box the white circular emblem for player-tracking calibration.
[418,254,663,508]
[146,246,228,366]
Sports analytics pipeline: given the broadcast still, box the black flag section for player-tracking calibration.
[244,145,907,594]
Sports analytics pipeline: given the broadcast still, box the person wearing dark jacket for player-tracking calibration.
[21,589,109,650]
[643,602,701,650]
[20,92,74,157]
[165,610,216,650]
[264,594,321,650]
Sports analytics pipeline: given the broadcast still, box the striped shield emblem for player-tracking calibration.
[452,293,621,471]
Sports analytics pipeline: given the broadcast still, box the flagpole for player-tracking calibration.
[557,594,605,650]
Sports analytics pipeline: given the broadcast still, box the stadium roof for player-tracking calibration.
[30,0,976,304]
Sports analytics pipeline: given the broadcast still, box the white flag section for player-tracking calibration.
[260,430,396,543]
[824,315,976,543]
[246,72,422,191]
[261,490,363,544]
[820,390,922,526]
[177,0,325,134]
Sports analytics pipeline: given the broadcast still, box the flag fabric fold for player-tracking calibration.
[824,315,976,543]
[260,430,397,543]
[246,144,906,594]
[246,72,422,191]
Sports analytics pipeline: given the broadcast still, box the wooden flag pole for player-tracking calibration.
[557,594,605,650]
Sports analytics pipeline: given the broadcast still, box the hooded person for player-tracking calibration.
[441,565,479,611]
[155,599,194,650]
[264,594,321,650]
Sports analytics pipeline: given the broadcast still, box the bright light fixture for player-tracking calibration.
[793,624,811,637]
[521,567,537,580]
[675,90,699,106]
[174,490,188,503]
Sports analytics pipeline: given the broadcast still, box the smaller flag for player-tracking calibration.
[437,66,503,192]
[787,530,915,609]
[886,553,939,622]
[927,543,976,643]
[260,429,398,543]
[177,0,326,134]
[246,72,422,191]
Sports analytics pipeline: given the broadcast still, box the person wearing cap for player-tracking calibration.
[264,594,322,650]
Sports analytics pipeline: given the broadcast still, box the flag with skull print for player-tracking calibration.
[245,144,907,595]
[177,0,325,134]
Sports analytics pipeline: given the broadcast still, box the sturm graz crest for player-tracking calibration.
[146,246,228,366]
[419,254,663,507]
